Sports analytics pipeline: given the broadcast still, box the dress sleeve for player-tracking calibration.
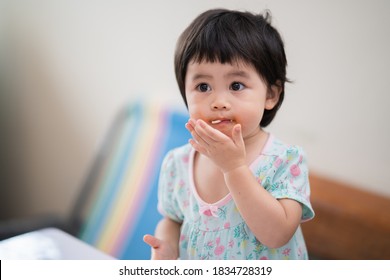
[157,151,184,223]
[268,146,315,222]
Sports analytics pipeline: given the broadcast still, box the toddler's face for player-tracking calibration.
[184,60,279,140]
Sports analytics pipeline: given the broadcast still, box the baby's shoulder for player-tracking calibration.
[162,143,192,170]
[263,135,306,160]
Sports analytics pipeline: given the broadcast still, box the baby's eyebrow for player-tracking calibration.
[190,71,250,81]
[191,73,212,81]
[225,71,250,79]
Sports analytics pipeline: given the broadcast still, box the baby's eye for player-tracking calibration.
[197,83,211,92]
[230,82,245,91]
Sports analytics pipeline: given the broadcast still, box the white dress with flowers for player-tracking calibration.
[157,134,315,260]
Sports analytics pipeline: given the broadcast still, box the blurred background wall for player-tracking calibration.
[0,0,389,221]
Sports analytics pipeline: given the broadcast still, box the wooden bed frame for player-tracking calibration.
[301,174,390,259]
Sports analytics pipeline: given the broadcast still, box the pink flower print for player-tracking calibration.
[282,248,291,256]
[214,237,225,256]
[182,155,189,163]
[214,245,225,256]
[260,256,268,260]
[224,222,230,229]
[290,164,301,177]
[180,235,186,242]
[228,240,234,248]
[274,157,283,168]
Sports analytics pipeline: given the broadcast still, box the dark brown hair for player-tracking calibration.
[174,9,289,127]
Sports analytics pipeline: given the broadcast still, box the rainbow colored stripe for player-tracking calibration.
[79,102,189,259]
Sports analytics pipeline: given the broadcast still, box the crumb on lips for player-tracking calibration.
[211,119,233,124]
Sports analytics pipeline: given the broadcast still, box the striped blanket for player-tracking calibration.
[79,102,190,259]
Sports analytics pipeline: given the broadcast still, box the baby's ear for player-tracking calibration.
[265,81,282,110]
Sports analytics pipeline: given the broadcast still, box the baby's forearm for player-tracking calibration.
[224,165,302,248]
[155,217,181,257]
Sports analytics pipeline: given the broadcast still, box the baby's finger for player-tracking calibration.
[195,119,228,142]
[185,118,196,133]
[185,122,194,133]
[232,124,244,148]
[186,119,209,149]
[190,126,210,148]
[186,120,210,145]
[143,234,161,249]
[188,138,208,155]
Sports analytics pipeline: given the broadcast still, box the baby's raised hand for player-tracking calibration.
[185,119,246,173]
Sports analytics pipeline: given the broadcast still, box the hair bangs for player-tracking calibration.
[188,15,253,66]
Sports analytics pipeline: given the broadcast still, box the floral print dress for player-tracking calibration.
[157,134,315,260]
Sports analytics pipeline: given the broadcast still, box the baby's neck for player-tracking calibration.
[243,128,269,164]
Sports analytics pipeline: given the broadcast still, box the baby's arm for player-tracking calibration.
[224,165,302,248]
[143,217,181,260]
[186,119,302,248]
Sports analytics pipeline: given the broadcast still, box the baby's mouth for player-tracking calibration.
[211,119,232,124]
